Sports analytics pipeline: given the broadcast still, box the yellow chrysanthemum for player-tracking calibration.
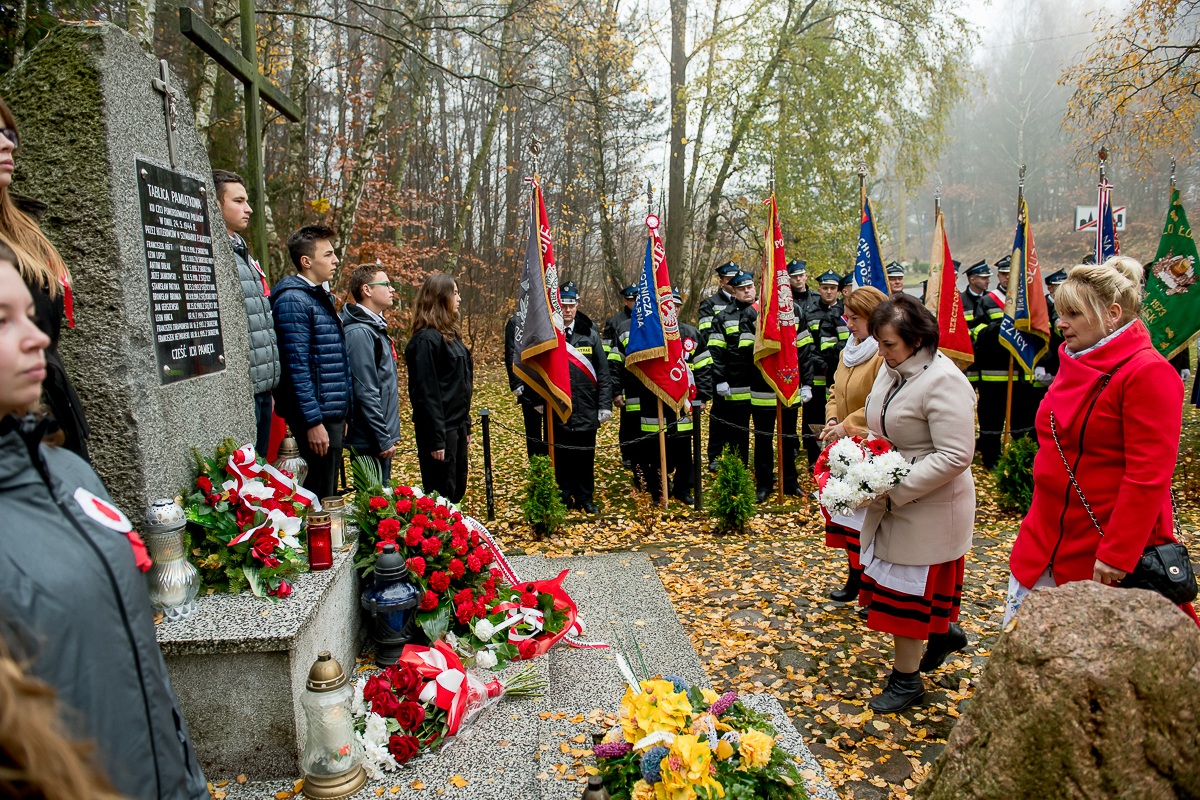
[656,734,724,800]
[737,729,774,770]
[620,681,694,743]
[632,779,656,800]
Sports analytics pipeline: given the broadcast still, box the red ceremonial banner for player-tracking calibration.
[625,214,690,411]
[753,195,801,405]
[924,208,973,367]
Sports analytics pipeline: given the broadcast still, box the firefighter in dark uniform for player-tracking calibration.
[699,262,740,469]
[751,269,815,501]
[802,271,848,468]
[709,271,757,464]
[959,259,990,386]
[782,260,817,492]
[553,283,612,514]
[504,313,548,458]
[1029,268,1068,416]
[659,287,713,504]
[993,255,1037,446]
[885,260,906,296]
[605,284,638,468]
[963,257,1009,469]
[838,272,854,304]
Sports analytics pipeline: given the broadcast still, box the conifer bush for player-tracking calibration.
[522,455,567,539]
[708,445,756,534]
[994,435,1039,512]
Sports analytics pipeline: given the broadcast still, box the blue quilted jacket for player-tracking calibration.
[270,275,351,429]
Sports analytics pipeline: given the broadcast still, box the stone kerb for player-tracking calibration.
[1,22,254,516]
[157,543,364,779]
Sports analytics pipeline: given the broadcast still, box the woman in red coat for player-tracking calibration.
[1007,256,1198,625]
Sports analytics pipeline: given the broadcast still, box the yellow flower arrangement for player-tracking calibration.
[632,780,656,800]
[737,729,774,770]
[621,680,694,743]
[700,688,720,706]
[656,734,724,800]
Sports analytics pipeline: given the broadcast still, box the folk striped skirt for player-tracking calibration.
[859,556,964,640]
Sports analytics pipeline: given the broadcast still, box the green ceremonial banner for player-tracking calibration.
[1145,188,1200,359]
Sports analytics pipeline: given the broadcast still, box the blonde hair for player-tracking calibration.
[844,286,888,320]
[0,98,70,297]
[1055,256,1143,327]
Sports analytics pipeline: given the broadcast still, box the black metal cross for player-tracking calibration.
[179,0,303,268]
[151,59,180,168]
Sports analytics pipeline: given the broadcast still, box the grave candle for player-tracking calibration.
[307,511,333,571]
[321,495,346,550]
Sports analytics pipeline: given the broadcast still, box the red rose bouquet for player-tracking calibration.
[462,569,581,670]
[184,439,316,599]
[350,456,499,640]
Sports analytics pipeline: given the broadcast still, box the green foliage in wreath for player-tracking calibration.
[709,445,756,534]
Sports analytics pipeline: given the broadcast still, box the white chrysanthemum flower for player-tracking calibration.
[363,712,389,746]
[351,680,366,717]
[820,477,868,516]
[875,451,912,482]
[475,650,498,669]
[827,438,866,476]
[844,460,874,491]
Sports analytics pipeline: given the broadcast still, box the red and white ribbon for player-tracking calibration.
[223,443,321,546]
[399,640,502,734]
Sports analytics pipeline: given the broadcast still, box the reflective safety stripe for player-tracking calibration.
[963,312,975,322]
[738,333,756,347]
[813,378,827,386]
[619,332,630,345]
[699,315,714,328]
[980,370,1010,381]
[640,417,667,431]
[836,325,849,334]
[692,354,714,369]
[809,321,821,330]
[608,351,624,362]
[988,310,1004,319]
[707,336,727,348]
[837,331,849,340]
[724,323,740,334]
[729,386,751,401]
[795,332,814,347]
[820,340,839,350]
[677,418,694,432]
[750,391,776,406]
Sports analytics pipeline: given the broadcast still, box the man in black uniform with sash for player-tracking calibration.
[964,257,1009,469]
[604,284,638,468]
[709,271,757,464]
[802,271,847,468]
[661,287,713,504]
[699,261,740,469]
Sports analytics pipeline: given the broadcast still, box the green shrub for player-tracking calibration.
[522,455,567,539]
[708,445,756,533]
[994,435,1039,511]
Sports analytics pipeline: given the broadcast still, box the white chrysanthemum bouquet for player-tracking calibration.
[815,436,911,517]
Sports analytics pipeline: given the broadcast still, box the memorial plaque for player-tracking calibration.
[137,157,226,384]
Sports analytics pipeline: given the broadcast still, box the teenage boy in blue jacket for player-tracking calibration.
[271,225,351,499]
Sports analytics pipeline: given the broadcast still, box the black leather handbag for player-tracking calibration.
[1050,411,1198,606]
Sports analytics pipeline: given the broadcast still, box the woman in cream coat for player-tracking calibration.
[858,294,976,713]
[819,286,887,603]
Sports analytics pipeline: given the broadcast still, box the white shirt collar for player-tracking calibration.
[359,304,387,325]
[296,273,317,287]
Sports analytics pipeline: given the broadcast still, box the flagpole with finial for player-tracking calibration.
[766,159,786,505]
[527,136,555,469]
[1096,147,1109,263]
[647,180,670,508]
[1003,164,1025,451]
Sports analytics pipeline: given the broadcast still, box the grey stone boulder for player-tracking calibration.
[917,580,1200,800]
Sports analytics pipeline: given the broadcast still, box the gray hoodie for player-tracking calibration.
[340,303,403,454]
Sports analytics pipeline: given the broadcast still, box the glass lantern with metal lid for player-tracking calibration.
[300,651,367,799]
[143,498,200,621]
[360,543,421,665]
[273,428,309,487]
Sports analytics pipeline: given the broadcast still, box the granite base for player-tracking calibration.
[158,542,363,779]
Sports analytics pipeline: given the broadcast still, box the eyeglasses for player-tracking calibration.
[365,281,393,289]
[0,128,17,149]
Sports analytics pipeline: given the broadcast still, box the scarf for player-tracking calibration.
[841,335,879,368]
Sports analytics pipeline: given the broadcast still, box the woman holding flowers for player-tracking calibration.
[1007,257,1199,626]
[857,294,976,712]
[819,285,888,604]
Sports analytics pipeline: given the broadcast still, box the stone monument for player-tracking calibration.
[1,21,254,514]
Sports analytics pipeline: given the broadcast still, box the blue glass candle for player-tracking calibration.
[360,543,421,665]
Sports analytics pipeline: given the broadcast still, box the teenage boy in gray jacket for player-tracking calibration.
[214,169,281,455]
[341,263,403,481]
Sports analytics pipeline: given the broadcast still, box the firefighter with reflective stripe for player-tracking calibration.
[754,260,817,501]
[697,261,739,342]
[1028,268,1067,424]
[970,256,1015,469]
[605,285,638,468]
[802,271,847,468]
[838,272,854,305]
[958,259,998,384]
[636,287,715,504]
[710,271,757,465]
[553,284,612,514]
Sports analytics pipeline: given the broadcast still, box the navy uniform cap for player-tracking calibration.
[620,284,637,299]
[838,273,854,290]
[1045,269,1068,286]
[994,255,1012,271]
[729,271,754,288]
[963,259,992,277]
[559,282,579,303]
[1081,253,1097,265]
[786,259,807,275]
[952,259,961,270]
[715,261,740,277]
[816,270,841,286]
[885,260,905,276]
[671,286,683,303]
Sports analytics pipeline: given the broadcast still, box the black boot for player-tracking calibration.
[829,566,862,602]
[868,669,925,713]
[919,622,968,672]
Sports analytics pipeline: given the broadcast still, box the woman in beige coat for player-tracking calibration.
[818,286,887,603]
[858,294,976,713]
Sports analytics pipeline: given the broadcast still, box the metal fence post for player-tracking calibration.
[693,403,703,512]
[481,409,495,521]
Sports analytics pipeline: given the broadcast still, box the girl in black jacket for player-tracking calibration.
[404,273,474,502]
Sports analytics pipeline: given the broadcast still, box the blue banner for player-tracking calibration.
[854,198,889,293]
[627,236,667,360]
[1000,197,1050,374]
[1096,179,1119,262]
